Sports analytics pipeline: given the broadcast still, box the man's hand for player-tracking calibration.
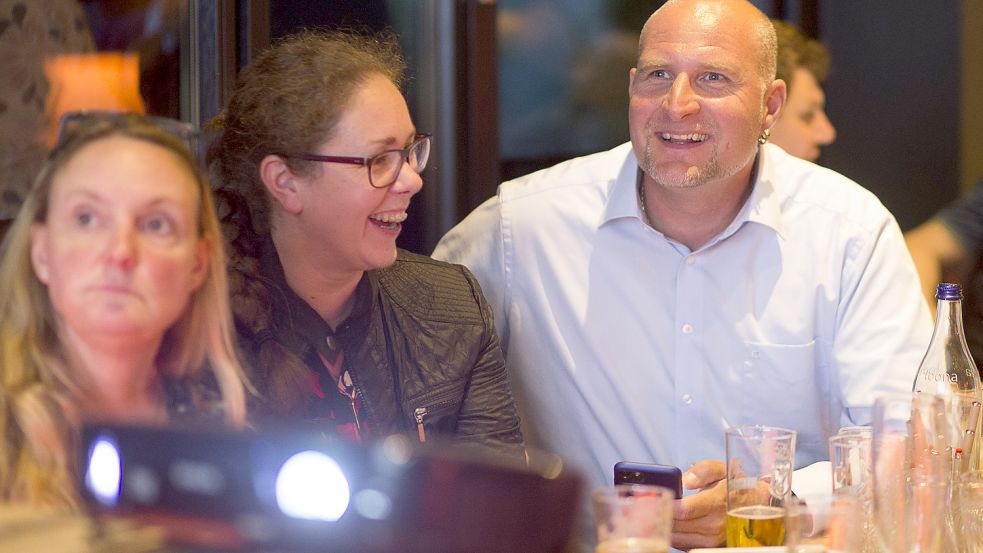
[671,460,727,550]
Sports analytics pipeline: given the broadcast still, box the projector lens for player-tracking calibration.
[275,451,350,521]
[85,436,122,507]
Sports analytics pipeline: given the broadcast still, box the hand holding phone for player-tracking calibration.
[613,461,683,499]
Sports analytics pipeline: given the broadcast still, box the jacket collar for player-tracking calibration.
[258,235,373,364]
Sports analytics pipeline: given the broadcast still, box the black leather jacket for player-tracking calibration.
[241,244,524,458]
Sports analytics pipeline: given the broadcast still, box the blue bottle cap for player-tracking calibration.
[936,282,963,301]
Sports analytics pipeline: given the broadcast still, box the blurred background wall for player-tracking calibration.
[818,0,962,231]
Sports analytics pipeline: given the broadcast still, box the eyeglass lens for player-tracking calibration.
[368,136,431,188]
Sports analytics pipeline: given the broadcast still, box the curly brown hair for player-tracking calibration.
[208,29,407,415]
[773,19,830,89]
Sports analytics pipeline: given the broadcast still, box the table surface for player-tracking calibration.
[689,547,786,553]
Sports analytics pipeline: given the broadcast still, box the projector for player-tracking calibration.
[80,424,582,552]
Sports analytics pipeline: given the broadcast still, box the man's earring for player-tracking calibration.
[758,128,771,145]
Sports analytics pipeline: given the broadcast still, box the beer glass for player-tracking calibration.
[592,484,672,553]
[725,425,796,547]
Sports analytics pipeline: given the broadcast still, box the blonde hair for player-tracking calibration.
[0,114,248,507]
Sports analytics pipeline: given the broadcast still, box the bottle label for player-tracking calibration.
[922,372,959,383]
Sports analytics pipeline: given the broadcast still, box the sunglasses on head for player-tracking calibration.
[55,110,203,161]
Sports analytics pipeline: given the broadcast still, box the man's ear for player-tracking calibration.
[762,78,787,132]
[30,223,51,284]
[259,154,304,214]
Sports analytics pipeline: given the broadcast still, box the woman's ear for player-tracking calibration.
[259,154,304,214]
[190,236,211,291]
[30,223,51,284]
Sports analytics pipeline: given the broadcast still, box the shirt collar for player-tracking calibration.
[602,143,785,241]
[742,144,785,240]
[601,144,647,225]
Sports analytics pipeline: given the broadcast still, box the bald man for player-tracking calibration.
[435,0,930,548]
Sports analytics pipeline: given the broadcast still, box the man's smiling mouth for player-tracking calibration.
[660,132,708,144]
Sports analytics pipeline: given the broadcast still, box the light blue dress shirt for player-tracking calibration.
[434,142,932,493]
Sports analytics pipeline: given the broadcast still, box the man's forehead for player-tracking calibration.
[638,33,752,69]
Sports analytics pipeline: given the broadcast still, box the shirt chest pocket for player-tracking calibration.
[403,379,467,443]
[739,340,820,432]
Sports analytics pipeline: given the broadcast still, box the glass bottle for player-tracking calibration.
[912,282,983,471]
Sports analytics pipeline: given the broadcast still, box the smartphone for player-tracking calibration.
[613,461,683,498]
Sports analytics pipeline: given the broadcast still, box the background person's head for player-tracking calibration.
[629,0,784,190]
[0,113,245,505]
[769,19,836,162]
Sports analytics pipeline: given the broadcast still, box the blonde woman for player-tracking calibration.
[0,113,248,507]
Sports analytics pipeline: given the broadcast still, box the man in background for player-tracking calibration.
[769,19,837,162]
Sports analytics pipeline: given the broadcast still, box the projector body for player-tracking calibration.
[80,424,582,553]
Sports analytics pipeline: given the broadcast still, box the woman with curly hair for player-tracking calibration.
[209,30,523,457]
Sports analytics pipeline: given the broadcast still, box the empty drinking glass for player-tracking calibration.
[955,470,983,552]
[829,433,875,552]
[872,393,956,552]
[785,494,863,553]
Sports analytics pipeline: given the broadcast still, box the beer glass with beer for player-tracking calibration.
[724,425,796,547]
[592,484,672,553]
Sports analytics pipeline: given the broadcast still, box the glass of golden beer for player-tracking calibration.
[724,425,796,547]
[592,484,672,553]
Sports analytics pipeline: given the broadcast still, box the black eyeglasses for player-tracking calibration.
[284,133,432,189]
[56,110,202,160]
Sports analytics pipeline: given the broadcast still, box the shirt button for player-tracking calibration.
[325,336,337,350]
[681,323,694,334]
[681,393,693,405]
[685,256,695,266]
